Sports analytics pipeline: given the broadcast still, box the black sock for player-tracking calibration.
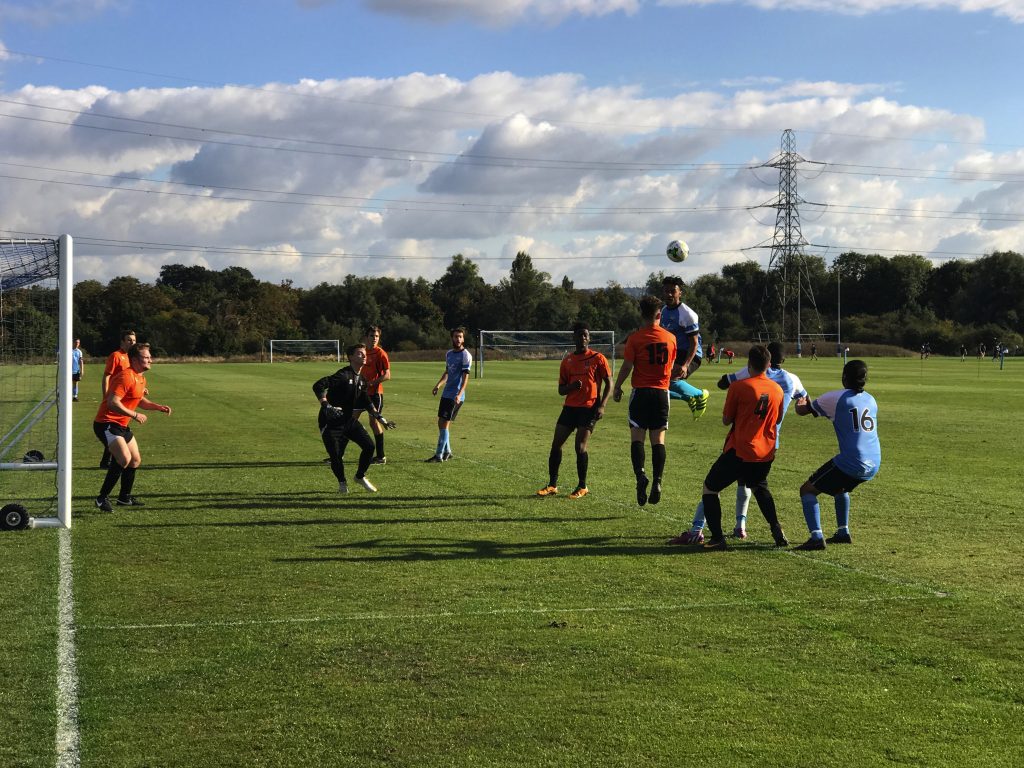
[651,444,666,483]
[99,463,123,499]
[374,433,385,458]
[576,451,588,489]
[753,487,780,529]
[703,493,724,539]
[356,445,373,478]
[119,466,137,499]
[630,441,645,477]
[548,447,562,487]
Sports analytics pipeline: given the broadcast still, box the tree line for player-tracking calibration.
[68,250,1023,357]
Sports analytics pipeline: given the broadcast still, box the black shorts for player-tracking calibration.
[682,356,702,378]
[628,388,669,430]
[704,449,773,493]
[320,415,373,456]
[93,420,134,446]
[438,397,463,422]
[557,405,600,431]
[367,393,384,413]
[807,459,867,495]
[72,372,82,382]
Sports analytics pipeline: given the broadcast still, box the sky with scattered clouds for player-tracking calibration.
[1,0,1022,288]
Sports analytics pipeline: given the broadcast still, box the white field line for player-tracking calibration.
[82,592,949,633]
[55,527,80,768]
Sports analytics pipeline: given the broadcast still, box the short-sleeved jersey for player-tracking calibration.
[103,349,130,393]
[442,348,472,401]
[725,365,807,446]
[624,325,677,389]
[659,302,703,361]
[94,368,147,427]
[722,373,783,462]
[313,366,370,418]
[559,349,611,408]
[360,346,391,396]
[810,388,881,480]
[71,348,84,375]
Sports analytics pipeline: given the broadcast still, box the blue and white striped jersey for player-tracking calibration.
[442,348,472,401]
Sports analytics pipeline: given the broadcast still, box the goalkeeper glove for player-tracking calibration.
[321,403,345,421]
[374,413,398,430]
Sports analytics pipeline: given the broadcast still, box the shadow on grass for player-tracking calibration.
[271,536,763,562]
[118,514,624,528]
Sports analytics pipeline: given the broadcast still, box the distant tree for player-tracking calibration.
[432,254,494,333]
[497,252,553,330]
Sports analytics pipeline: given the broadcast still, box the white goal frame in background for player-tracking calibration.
[0,235,73,529]
[476,330,616,379]
[267,339,340,363]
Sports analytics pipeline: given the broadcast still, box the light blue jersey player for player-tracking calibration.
[793,359,881,550]
[674,341,807,544]
[659,275,709,419]
[427,327,472,462]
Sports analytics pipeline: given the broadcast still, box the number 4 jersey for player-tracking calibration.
[810,389,882,480]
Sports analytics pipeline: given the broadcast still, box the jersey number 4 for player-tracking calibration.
[848,407,875,432]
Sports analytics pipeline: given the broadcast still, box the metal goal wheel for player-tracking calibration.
[1,503,31,531]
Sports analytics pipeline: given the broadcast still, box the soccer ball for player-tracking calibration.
[666,240,688,263]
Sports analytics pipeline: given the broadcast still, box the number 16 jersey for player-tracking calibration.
[810,389,881,480]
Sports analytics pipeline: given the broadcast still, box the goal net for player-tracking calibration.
[476,330,616,378]
[0,235,73,530]
[267,339,340,363]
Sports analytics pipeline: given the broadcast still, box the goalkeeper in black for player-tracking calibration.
[313,343,395,493]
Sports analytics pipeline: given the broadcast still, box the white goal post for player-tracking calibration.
[0,235,73,530]
[267,339,340,363]
[476,330,616,379]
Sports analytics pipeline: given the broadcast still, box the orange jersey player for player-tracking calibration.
[613,295,679,507]
[359,325,392,465]
[536,325,612,500]
[697,344,788,551]
[92,343,172,512]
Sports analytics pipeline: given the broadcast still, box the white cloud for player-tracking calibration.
[1,71,1018,289]
[299,0,1024,24]
[0,0,123,26]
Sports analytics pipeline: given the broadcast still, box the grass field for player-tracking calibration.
[2,354,1022,767]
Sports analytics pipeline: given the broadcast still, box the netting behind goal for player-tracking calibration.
[1,236,73,530]
[476,330,615,378]
[267,339,340,363]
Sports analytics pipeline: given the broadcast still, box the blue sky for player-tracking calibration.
[1,0,1022,288]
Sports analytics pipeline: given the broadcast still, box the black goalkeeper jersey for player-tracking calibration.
[313,366,370,418]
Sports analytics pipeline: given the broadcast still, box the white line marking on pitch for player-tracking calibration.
[55,527,80,768]
[82,592,949,633]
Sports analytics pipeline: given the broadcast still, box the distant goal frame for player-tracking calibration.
[476,329,616,379]
[267,339,341,363]
[0,234,73,530]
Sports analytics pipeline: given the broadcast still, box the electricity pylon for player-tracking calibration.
[759,129,821,347]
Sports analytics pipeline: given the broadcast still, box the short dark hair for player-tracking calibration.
[121,329,136,341]
[639,295,662,319]
[661,275,685,289]
[767,341,785,366]
[365,325,381,335]
[450,326,466,338]
[127,343,151,361]
[572,322,589,335]
[346,342,367,356]
[748,344,770,373]
[842,360,868,391]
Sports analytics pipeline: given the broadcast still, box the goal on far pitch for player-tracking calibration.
[476,330,616,378]
[0,235,73,530]
[266,339,341,363]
